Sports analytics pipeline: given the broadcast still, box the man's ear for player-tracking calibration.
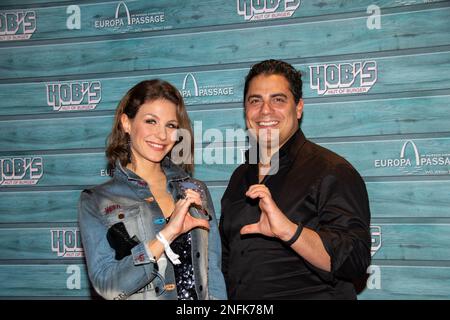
[296,99,304,120]
[120,114,131,134]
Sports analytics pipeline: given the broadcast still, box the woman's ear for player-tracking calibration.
[120,114,131,134]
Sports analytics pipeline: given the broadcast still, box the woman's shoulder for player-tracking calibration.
[79,177,122,202]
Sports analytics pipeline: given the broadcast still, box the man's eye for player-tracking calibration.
[273,97,285,103]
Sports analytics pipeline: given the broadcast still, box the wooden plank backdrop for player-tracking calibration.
[0,0,449,300]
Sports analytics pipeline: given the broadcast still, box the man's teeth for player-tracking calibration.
[258,121,278,126]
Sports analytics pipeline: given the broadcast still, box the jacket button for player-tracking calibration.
[241,250,244,256]
[155,287,160,294]
[199,285,203,291]
[196,252,200,258]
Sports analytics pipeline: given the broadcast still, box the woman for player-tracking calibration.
[78,79,227,300]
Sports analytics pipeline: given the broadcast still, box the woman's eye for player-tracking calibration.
[145,119,156,124]
[167,123,179,129]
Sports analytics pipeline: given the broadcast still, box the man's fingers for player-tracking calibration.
[240,223,260,235]
[246,190,269,200]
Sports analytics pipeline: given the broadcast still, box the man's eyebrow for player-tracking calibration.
[270,93,288,98]
[246,94,262,100]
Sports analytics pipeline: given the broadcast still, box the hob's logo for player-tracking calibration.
[0,10,36,41]
[310,61,377,95]
[94,1,166,30]
[0,157,43,186]
[51,229,84,258]
[374,140,450,175]
[181,73,234,99]
[46,81,102,111]
[370,226,381,257]
[237,0,300,21]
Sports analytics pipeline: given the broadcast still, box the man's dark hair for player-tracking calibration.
[243,59,303,104]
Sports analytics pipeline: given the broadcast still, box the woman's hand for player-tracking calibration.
[160,189,210,242]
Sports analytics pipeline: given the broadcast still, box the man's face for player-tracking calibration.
[245,74,303,148]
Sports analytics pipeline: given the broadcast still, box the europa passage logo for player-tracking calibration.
[0,10,36,41]
[180,73,234,98]
[309,61,377,95]
[374,140,450,175]
[46,81,102,111]
[94,1,166,30]
[0,157,43,186]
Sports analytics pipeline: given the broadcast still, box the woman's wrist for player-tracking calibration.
[159,227,177,243]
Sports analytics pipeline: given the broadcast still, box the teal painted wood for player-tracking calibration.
[1,137,448,188]
[0,227,84,260]
[372,224,450,260]
[0,0,72,6]
[1,1,448,41]
[303,95,450,138]
[0,69,244,114]
[1,8,449,79]
[208,180,450,220]
[0,153,110,187]
[2,224,450,260]
[2,94,450,152]
[358,265,450,299]
[0,116,113,152]
[2,179,448,224]
[367,180,450,219]
[0,189,83,223]
[0,264,93,298]
[1,51,449,115]
[194,137,450,181]
[0,263,448,299]
[322,136,450,178]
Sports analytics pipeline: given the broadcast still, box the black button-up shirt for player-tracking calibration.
[220,129,371,299]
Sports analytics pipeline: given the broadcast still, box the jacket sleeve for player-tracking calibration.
[314,164,372,280]
[78,190,158,299]
[201,183,228,300]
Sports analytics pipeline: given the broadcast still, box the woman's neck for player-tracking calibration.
[126,158,165,184]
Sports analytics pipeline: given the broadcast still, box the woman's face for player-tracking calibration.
[121,98,179,167]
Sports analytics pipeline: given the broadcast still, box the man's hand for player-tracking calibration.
[240,184,296,241]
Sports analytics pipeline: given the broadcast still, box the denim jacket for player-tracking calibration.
[78,157,227,300]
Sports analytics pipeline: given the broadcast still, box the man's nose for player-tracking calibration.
[260,100,273,114]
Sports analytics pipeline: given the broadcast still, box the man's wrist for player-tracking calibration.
[283,223,304,247]
[278,221,298,242]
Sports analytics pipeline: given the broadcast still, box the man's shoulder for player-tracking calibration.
[301,139,359,174]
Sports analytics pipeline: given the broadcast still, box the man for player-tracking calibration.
[219,59,371,299]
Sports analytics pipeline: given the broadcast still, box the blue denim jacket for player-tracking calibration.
[78,158,227,300]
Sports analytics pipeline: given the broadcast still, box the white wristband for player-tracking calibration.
[156,232,181,265]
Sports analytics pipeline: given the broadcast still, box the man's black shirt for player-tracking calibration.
[220,129,371,299]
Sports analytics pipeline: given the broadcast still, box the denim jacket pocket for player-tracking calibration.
[105,204,142,240]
